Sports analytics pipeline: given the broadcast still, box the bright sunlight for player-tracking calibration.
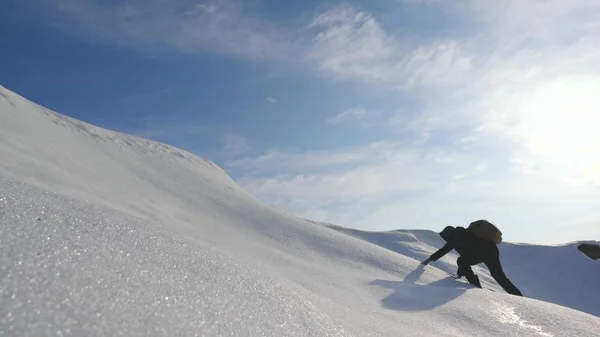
[519,76,600,184]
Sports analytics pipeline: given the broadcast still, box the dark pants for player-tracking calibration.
[457,255,483,287]
[457,253,522,296]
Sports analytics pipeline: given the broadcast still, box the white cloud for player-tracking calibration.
[309,5,396,82]
[227,141,404,174]
[266,96,278,103]
[237,150,432,204]
[326,107,433,136]
[232,141,485,209]
[468,0,600,43]
[29,0,297,61]
[221,133,251,155]
[308,5,473,88]
[326,107,369,125]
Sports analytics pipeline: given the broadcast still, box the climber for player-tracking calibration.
[421,220,523,296]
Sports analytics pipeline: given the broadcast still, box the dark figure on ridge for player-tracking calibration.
[421,220,523,296]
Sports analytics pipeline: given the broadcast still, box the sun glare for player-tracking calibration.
[519,77,600,183]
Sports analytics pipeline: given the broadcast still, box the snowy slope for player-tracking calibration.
[1,85,599,336]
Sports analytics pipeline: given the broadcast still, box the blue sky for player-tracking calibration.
[2,0,600,244]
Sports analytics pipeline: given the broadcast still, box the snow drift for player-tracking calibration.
[1,85,599,336]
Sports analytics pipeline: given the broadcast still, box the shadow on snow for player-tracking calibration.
[370,265,472,311]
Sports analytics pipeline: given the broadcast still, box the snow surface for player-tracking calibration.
[1,85,599,336]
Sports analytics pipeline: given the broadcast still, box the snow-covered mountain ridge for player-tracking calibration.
[1,85,599,336]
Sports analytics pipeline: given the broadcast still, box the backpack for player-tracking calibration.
[468,219,502,244]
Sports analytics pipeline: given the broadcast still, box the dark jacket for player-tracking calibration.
[430,226,522,296]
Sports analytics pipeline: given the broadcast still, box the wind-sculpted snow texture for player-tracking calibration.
[1,85,599,336]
